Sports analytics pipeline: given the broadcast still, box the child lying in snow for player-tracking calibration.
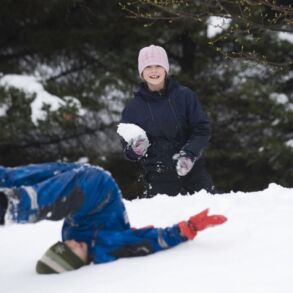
[0,162,226,274]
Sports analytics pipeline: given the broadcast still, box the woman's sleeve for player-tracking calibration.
[181,90,211,159]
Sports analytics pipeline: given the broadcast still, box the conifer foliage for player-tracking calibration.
[0,0,292,192]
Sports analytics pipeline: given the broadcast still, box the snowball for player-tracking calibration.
[117,123,147,144]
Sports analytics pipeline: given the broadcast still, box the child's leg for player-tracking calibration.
[4,165,129,232]
[3,167,83,223]
[91,225,187,264]
[61,166,130,247]
[0,162,81,188]
[4,165,94,222]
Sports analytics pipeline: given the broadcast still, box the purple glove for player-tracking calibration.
[173,151,196,176]
[131,136,150,156]
[176,156,194,176]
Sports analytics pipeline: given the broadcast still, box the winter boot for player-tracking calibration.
[0,191,8,225]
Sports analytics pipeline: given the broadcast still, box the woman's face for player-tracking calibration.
[142,65,166,91]
[65,240,88,263]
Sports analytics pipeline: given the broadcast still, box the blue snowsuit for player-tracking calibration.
[0,163,187,264]
[121,78,214,196]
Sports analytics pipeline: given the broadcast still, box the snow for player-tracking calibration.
[1,183,293,293]
[0,103,9,117]
[206,17,293,44]
[117,123,147,144]
[285,139,293,149]
[270,92,293,112]
[0,74,65,124]
[270,92,288,104]
[98,88,126,125]
[207,16,232,39]
[76,157,90,164]
[278,32,293,44]
[0,74,85,124]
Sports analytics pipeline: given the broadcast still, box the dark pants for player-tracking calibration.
[144,158,215,197]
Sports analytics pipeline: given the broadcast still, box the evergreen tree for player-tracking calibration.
[0,0,292,193]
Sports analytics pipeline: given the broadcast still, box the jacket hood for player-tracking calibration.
[135,78,179,102]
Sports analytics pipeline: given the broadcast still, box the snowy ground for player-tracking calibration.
[1,183,293,293]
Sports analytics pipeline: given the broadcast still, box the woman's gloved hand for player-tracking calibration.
[131,135,150,157]
[173,151,196,176]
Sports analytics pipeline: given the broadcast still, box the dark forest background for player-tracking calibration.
[0,0,292,199]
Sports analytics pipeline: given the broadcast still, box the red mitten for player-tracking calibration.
[178,209,227,240]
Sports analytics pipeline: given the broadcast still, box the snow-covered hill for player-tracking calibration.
[1,183,293,293]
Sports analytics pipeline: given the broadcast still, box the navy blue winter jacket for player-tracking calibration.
[121,78,211,173]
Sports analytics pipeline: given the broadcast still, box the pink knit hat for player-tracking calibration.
[138,45,169,77]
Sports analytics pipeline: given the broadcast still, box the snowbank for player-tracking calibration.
[1,183,293,293]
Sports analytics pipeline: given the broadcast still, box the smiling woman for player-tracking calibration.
[138,45,169,91]
[119,44,215,197]
[142,65,166,91]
